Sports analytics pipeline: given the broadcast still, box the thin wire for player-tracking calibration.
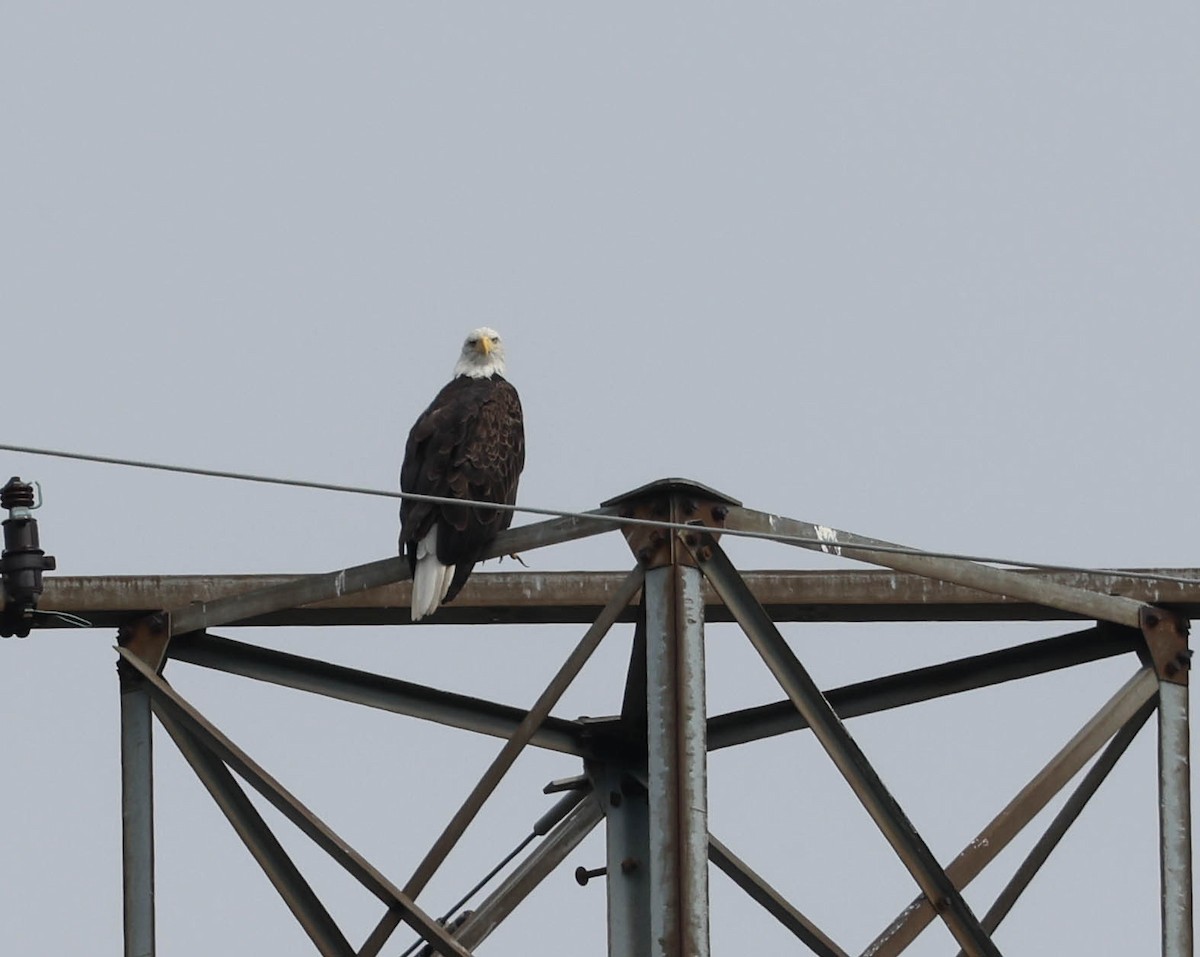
[30,609,93,628]
[396,832,537,957]
[2,442,1197,586]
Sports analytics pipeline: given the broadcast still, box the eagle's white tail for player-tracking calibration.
[412,527,455,621]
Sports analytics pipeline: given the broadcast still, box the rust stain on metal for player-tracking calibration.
[1139,606,1191,685]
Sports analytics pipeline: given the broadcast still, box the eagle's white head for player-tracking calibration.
[453,327,507,379]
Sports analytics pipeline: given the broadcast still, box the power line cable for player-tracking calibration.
[1,442,1197,586]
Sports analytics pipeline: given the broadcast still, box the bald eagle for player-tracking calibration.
[399,328,525,621]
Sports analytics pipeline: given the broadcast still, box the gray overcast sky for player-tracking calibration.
[2,4,1196,955]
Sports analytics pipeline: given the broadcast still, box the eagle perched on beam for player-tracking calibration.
[399,328,525,621]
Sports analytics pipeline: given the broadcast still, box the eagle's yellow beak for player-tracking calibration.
[480,336,493,355]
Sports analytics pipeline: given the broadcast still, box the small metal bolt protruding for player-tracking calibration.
[1166,661,1180,677]
[711,505,729,522]
[682,499,698,516]
[620,857,639,875]
[1146,613,1161,629]
[609,790,623,807]
[698,545,713,562]
[1178,650,1193,669]
[575,865,606,886]
[637,546,654,565]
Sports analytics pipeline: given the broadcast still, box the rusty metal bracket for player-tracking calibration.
[118,612,172,677]
[602,478,738,569]
[1138,606,1191,685]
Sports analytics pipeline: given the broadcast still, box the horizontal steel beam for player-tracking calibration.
[708,625,1138,750]
[726,507,1153,628]
[170,631,587,756]
[40,568,1200,629]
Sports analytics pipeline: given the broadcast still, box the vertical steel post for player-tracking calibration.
[119,667,155,957]
[1158,680,1192,957]
[590,764,652,957]
[644,561,710,957]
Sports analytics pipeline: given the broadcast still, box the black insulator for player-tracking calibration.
[0,478,35,511]
[1,477,55,638]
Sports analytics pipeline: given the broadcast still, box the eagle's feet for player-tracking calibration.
[505,552,529,568]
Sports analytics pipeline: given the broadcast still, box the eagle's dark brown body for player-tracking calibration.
[399,372,525,606]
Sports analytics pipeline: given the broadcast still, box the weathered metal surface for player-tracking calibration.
[392,565,644,943]
[1158,681,1193,957]
[644,564,710,957]
[726,507,1153,628]
[170,631,586,755]
[708,834,848,957]
[864,666,1160,957]
[692,536,1000,957]
[154,708,353,956]
[118,613,171,674]
[119,673,155,957]
[42,567,1200,628]
[167,509,621,637]
[115,648,472,957]
[1141,606,1192,686]
[606,479,733,570]
[965,700,1155,950]
[708,625,1138,750]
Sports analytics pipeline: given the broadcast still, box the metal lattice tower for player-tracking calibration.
[38,478,1194,956]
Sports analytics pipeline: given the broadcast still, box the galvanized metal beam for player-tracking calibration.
[961,698,1156,951]
[114,647,472,957]
[644,564,710,957]
[119,667,155,957]
[589,763,652,957]
[40,568,1200,629]
[170,631,587,756]
[726,507,1152,628]
[864,666,1161,957]
[708,625,1138,750]
[691,536,1000,957]
[708,833,848,957]
[154,707,354,957]
[1158,680,1193,957]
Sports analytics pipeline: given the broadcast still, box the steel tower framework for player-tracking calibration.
[41,479,1193,956]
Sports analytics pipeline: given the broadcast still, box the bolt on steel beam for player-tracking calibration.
[588,763,652,957]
